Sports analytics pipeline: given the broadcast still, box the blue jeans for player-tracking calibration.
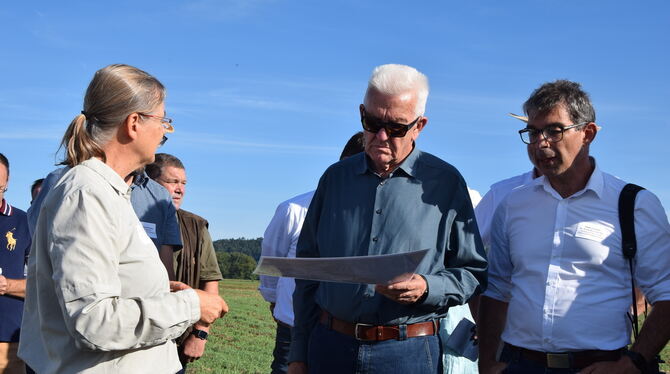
[271,323,292,374]
[499,345,579,374]
[307,322,441,374]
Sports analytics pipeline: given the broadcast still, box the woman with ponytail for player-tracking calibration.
[18,64,228,374]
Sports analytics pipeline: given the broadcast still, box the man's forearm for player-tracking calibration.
[478,296,509,366]
[4,278,26,298]
[630,300,670,362]
[195,281,220,331]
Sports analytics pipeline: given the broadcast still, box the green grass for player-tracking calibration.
[187,279,275,374]
[190,280,670,373]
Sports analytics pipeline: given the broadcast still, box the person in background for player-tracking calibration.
[146,153,224,373]
[29,179,43,204]
[259,131,365,374]
[474,114,539,252]
[0,153,30,374]
[18,64,228,374]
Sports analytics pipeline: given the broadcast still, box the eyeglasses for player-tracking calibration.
[0,185,6,193]
[360,108,420,138]
[518,122,588,144]
[139,113,175,133]
[159,136,168,146]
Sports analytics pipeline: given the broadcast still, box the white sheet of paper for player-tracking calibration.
[253,249,429,285]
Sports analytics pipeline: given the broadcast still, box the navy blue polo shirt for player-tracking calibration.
[0,199,31,342]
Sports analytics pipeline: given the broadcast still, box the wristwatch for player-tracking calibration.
[190,329,209,340]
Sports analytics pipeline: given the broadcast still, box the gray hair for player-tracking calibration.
[59,64,166,167]
[523,79,595,125]
[365,64,429,117]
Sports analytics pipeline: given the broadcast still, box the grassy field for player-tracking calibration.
[189,280,669,373]
[187,279,275,373]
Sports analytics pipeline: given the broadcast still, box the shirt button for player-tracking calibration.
[372,237,378,242]
[375,209,382,214]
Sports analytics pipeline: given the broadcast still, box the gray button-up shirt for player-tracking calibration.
[290,148,488,362]
[19,158,200,374]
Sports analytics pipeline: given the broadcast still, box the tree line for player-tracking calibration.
[213,238,262,280]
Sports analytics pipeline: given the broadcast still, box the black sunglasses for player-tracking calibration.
[360,108,420,138]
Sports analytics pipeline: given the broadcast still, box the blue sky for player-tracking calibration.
[1,1,668,239]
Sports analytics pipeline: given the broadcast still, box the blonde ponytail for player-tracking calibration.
[58,64,166,167]
[59,113,105,167]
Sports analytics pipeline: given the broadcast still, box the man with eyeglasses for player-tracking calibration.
[145,153,224,374]
[0,153,31,373]
[478,80,670,374]
[288,64,487,374]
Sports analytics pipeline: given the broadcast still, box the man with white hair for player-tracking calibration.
[288,64,487,374]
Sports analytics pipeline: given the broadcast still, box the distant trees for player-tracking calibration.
[215,238,262,280]
[213,237,262,261]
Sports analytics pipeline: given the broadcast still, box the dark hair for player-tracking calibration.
[146,153,185,180]
[523,79,596,124]
[339,131,365,160]
[31,178,44,197]
[0,153,8,176]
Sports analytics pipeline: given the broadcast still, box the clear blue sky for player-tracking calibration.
[1,1,668,239]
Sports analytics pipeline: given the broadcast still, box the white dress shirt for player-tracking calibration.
[474,170,535,250]
[485,162,670,352]
[258,191,314,326]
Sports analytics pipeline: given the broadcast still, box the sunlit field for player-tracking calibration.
[189,279,669,373]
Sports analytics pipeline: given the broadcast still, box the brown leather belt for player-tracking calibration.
[319,311,438,342]
[504,343,625,369]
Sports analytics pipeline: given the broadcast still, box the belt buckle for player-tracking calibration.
[546,353,570,369]
[354,323,375,341]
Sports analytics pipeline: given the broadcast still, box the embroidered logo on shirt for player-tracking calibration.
[574,221,611,242]
[5,229,16,251]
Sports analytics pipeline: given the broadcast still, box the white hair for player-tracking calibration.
[365,64,429,117]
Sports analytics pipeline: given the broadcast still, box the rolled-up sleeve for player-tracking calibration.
[51,189,200,351]
[199,227,223,281]
[633,190,670,304]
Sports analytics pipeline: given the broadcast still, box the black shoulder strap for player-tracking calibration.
[619,183,645,260]
[618,183,645,340]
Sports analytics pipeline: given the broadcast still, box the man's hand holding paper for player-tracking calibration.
[375,274,427,305]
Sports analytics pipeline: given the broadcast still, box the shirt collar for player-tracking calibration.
[0,198,12,216]
[132,171,149,188]
[533,157,603,199]
[357,144,420,178]
[81,158,131,196]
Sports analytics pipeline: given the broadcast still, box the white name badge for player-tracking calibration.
[140,221,158,239]
[574,221,611,242]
